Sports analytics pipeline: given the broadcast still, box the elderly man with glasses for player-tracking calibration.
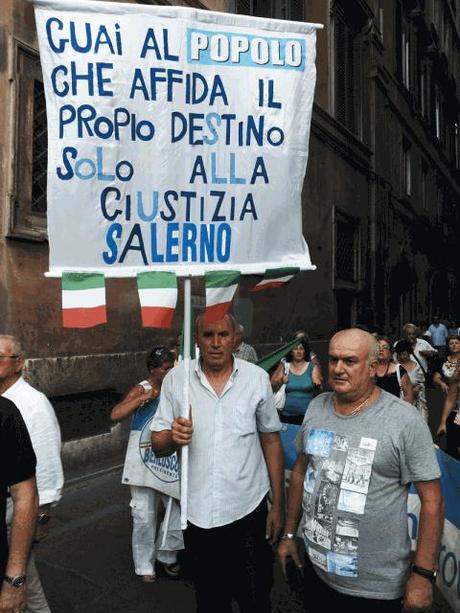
[0,335,63,613]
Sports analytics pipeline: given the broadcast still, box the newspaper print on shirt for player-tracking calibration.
[327,551,358,577]
[305,428,334,457]
[333,516,359,554]
[304,516,332,549]
[302,426,378,578]
[340,448,375,495]
[315,482,340,523]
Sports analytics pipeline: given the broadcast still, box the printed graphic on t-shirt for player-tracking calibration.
[327,551,358,577]
[304,516,332,549]
[305,464,318,493]
[333,517,359,554]
[321,458,344,484]
[306,428,334,457]
[359,437,378,451]
[315,482,340,523]
[302,427,378,578]
[340,448,375,495]
[332,434,349,452]
[307,544,328,571]
[337,489,367,514]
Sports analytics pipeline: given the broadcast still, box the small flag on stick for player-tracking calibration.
[250,267,300,293]
[62,272,107,328]
[137,271,177,328]
[204,271,240,322]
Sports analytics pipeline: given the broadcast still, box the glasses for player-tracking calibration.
[0,355,19,359]
[379,345,391,350]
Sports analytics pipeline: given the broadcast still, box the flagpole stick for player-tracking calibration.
[180,276,192,530]
[160,495,173,549]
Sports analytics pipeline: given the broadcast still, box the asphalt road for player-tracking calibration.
[34,466,302,613]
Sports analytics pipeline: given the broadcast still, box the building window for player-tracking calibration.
[402,138,411,197]
[9,42,48,240]
[333,2,365,136]
[235,0,303,19]
[420,63,427,118]
[402,29,410,89]
[334,210,360,284]
[396,2,411,90]
[421,161,428,211]
[435,85,441,140]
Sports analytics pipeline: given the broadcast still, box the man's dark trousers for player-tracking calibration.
[184,498,273,613]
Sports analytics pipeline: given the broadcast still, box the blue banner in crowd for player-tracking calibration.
[404,449,460,613]
[279,422,300,470]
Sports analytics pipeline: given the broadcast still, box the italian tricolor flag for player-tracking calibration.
[204,271,240,322]
[250,267,300,292]
[62,273,107,328]
[137,272,177,328]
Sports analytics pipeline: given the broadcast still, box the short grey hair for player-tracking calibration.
[368,337,380,364]
[236,323,244,334]
[0,335,25,359]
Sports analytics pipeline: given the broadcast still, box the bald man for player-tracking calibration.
[278,329,443,613]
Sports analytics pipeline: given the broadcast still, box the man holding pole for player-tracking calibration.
[151,313,284,613]
[278,328,443,612]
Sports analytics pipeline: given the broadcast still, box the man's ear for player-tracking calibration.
[16,357,25,375]
[368,359,378,377]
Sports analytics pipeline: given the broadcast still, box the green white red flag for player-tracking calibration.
[137,271,177,328]
[250,267,300,292]
[204,271,240,322]
[62,272,107,328]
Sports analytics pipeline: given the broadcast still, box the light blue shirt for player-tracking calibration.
[151,358,281,528]
[428,323,448,346]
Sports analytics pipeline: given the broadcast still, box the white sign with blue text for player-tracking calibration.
[34,0,321,277]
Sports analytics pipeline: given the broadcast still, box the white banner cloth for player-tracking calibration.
[33,0,321,277]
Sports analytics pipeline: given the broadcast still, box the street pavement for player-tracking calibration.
[34,386,453,613]
[34,466,303,613]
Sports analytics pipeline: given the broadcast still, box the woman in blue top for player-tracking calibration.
[282,337,320,425]
[111,346,183,583]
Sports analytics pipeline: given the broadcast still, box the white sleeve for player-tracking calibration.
[150,370,177,432]
[28,396,64,505]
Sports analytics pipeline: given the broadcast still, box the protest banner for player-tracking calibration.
[33,0,321,278]
[408,449,460,612]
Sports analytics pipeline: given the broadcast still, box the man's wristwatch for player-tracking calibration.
[280,533,296,541]
[410,563,437,583]
[37,513,51,525]
[3,574,26,588]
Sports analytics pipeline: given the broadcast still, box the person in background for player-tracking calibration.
[437,366,460,460]
[282,337,321,425]
[428,316,449,360]
[278,328,443,612]
[0,335,63,613]
[111,347,183,583]
[432,335,460,396]
[233,323,258,363]
[293,330,323,387]
[151,313,284,613]
[1,396,38,613]
[394,340,428,422]
[400,323,437,377]
[375,336,413,403]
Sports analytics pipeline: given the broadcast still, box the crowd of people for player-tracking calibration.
[1,314,458,612]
